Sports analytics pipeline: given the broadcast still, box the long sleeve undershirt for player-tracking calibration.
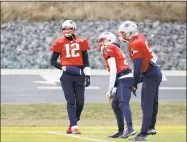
[50,52,62,70]
[133,58,142,87]
[107,57,117,90]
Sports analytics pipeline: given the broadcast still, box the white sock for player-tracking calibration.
[72,125,78,130]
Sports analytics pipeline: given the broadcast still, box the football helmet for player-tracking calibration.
[97,32,117,49]
[61,20,76,37]
[118,21,138,41]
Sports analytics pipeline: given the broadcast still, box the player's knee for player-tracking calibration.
[67,101,76,107]
[119,102,130,109]
[76,103,84,109]
[76,99,84,106]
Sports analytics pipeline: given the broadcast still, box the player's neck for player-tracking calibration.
[65,34,75,41]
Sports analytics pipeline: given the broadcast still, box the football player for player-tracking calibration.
[50,20,91,134]
[98,32,136,139]
[118,21,162,141]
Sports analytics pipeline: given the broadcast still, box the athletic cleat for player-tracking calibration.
[108,131,123,138]
[120,128,136,139]
[66,126,72,134]
[147,128,156,135]
[130,133,148,141]
[72,128,81,134]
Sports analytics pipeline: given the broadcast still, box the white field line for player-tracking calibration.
[1,131,108,142]
[2,130,186,134]
[38,86,100,90]
[2,130,185,142]
[38,86,186,90]
[48,131,108,142]
[159,87,186,90]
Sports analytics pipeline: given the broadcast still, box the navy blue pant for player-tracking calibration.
[140,66,162,134]
[111,77,133,132]
[60,71,85,127]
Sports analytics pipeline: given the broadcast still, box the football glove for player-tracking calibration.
[83,67,91,76]
[85,75,90,87]
[111,87,117,96]
[106,87,117,100]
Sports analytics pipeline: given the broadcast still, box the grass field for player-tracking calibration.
[1,103,186,126]
[1,126,186,142]
[1,103,186,142]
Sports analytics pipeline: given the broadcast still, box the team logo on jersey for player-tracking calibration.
[76,39,84,42]
[131,49,139,56]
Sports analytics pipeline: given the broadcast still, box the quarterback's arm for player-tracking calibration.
[82,51,89,67]
[133,58,142,88]
[107,57,117,91]
[82,50,91,76]
[82,50,91,87]
[50,52,62,70]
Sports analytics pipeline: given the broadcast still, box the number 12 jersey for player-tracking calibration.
[51,36,90,66]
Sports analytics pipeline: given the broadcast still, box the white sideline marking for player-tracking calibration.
[2,130,185,135]
[37,86,185,90]
[38,86,100,90]
[48,131,108,142]
[159,87,186,90]
[33,81,57,85]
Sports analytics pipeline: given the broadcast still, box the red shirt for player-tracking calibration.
[102,44,131,73]
[128,33,153,72]
[51,36,90,66]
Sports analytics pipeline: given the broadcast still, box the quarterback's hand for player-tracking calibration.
[106,87,117,100]
[85,75,90,87]
[106,90,112,100]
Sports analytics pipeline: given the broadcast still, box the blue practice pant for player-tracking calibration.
[141,66,162,134]
[111,77,133,132]
[60,71,85,127]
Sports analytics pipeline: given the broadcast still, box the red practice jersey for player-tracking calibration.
[102,44,131,73]
[128,33,156,73]
[51,36,90,66]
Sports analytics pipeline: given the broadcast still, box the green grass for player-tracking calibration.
[1,103,186,142]
[1,103,186,126]
[1,126,186,142]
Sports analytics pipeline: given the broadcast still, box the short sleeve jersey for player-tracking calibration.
[102,44,131,73]
[50,36,90,66]
[128,33,153,72]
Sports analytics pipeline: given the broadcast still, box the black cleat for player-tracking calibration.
[120,128,136,139]
[147,128,156,135]
[108,131,123,138]
[130,133,148,141]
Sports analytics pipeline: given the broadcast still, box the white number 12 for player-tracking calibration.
[65,43,80,58]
